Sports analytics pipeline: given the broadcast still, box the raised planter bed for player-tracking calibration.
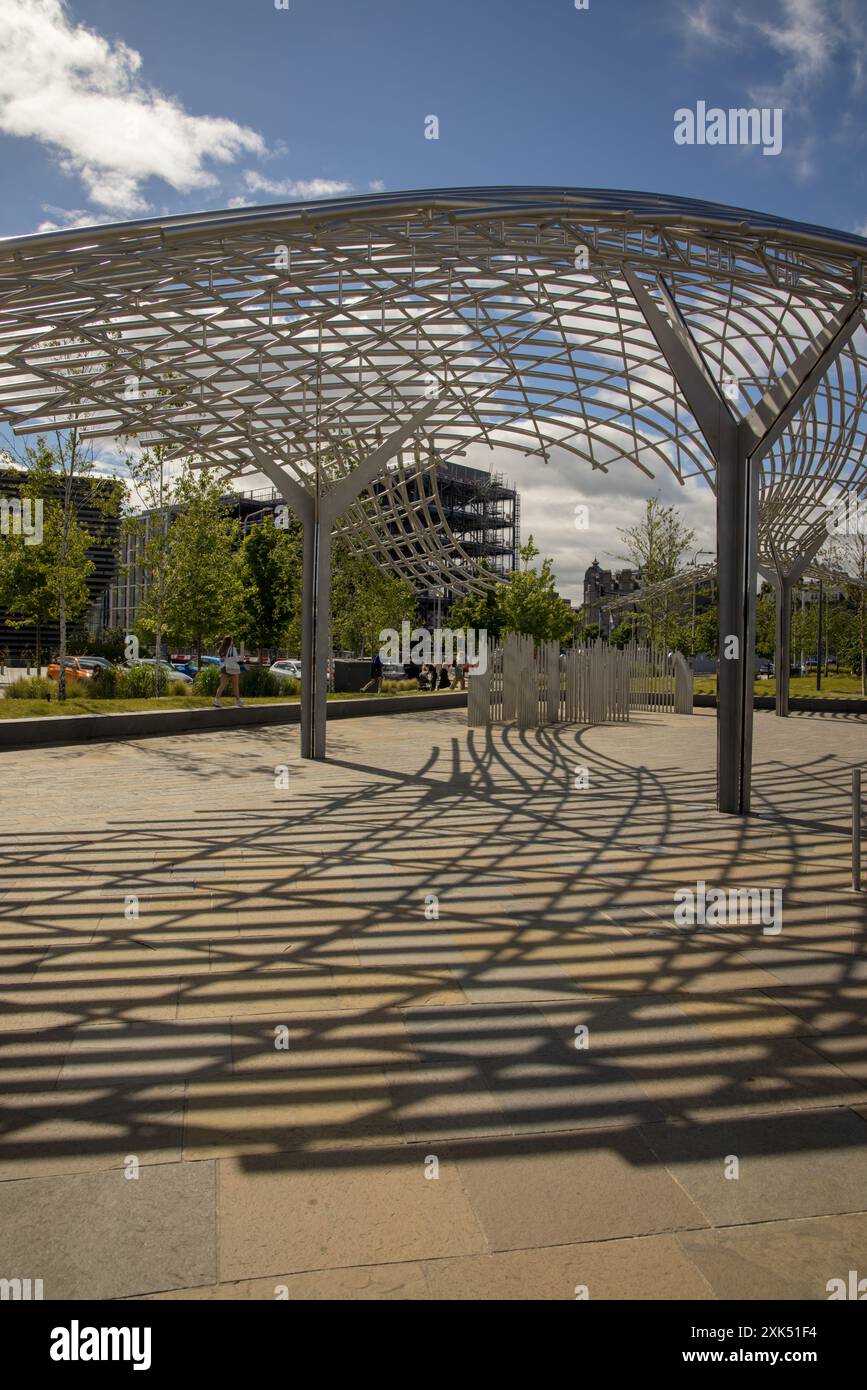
[0,691,468,750]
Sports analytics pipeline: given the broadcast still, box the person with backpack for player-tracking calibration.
[214,636,245,708]
[362,650,383,693]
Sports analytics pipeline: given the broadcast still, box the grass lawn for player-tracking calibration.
[0,689,462,719]
[693,673,866,699]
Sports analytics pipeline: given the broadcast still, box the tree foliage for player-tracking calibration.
[162,470,244,662]
[237,516,299,655]
[617,497,697,649]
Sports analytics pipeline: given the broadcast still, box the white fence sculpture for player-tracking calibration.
[468,638,694,728]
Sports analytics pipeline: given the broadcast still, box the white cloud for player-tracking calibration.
[680,0,855,97]
[0,0,264,216]
[35,203,99,232]
[461,440,716,601]
[242,172,353,200]
[369,179,386,192]
[676,0,867,178]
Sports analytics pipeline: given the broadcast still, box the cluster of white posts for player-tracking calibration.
[468,636,693,728]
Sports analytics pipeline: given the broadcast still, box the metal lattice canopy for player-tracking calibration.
[598,559,866,622]
[0,185,865,587]
[1,186,866,795]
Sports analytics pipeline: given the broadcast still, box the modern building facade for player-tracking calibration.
[0,467,122,662]
[104,491,277,636]
[107,463,520,638]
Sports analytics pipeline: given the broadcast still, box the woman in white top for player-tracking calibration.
[214,636,244,708]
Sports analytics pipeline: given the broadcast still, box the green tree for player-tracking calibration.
[609,617,638,649]
[330,542,417,654]
[792,597,818,669]
[755,590,776,660]
[500,537,576,645]
[617,497,696,649]
[828,533,867,692]
[448,575,507,644]
[0,435,120,698]
[0,466,55,670]
[120,443,176,694]
[163,470,244,664]
[693,603,719,659]
[238,516,299,656]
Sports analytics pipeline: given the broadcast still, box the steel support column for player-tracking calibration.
[250,396,440,759]
[775,573,793,718]
[761,529,826,717]
[716,444,760,811]
[625,269,860,813]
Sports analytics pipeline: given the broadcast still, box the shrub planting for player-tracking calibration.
[89,666,118,699]
[239,666,282,697]
[3,675,55,699]
[192,665,221,695]
[116,665,157,698]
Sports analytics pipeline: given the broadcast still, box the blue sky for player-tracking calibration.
[0,0,864,596]
[1,0,865,238]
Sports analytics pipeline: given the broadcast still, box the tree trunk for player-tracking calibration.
[154,619,163,696]
[58,600,67,700]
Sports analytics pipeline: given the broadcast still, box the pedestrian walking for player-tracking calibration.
[362,651,383,693]
[214,636,245,708]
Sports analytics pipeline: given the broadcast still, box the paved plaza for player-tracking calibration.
[1,707,866,1300]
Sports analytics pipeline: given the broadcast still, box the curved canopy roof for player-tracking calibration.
[0,185,864,586]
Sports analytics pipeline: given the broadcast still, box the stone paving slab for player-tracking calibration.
[184,1068,402,1159]
[217,1147,487,1280]
[641,1108,867,1225]
[446,1128,709,1249]
[0,1085,185,1179]
[0,1159,216,1299]
[419,1234,716,1300]
[677,1212,867,1301]
[2,709,866,1300]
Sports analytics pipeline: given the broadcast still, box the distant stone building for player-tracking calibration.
[582,558,641,631]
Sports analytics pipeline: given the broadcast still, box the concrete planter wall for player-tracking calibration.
[0,691,468,751]
[694,693,866,714]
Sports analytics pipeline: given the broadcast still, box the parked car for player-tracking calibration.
[172,656,221,678]
[269,659,303,681]
[131,659,194,685]
[47,656,98,681]
[78,656,114,672]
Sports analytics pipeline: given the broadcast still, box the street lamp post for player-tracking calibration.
[817,580,824,692]
[689,549,713,655]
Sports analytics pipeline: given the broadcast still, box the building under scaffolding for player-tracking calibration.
[404,460,519,626]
